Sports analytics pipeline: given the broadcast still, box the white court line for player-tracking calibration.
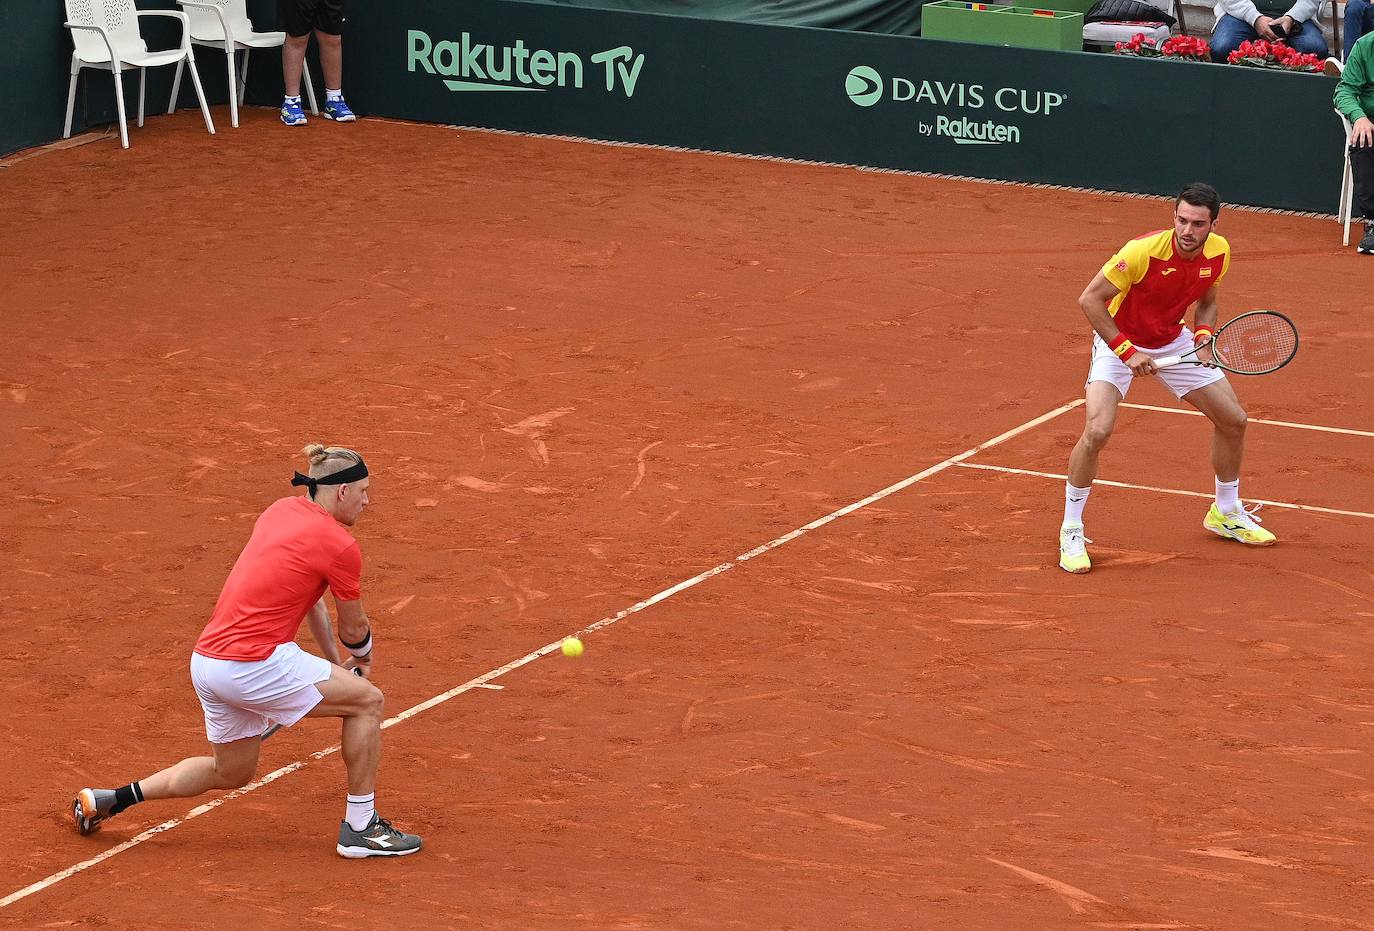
[0,399,1086,911]
[955,462,1374,520]
[1121,402,1374,439]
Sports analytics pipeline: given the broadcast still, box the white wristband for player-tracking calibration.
[344,631,373,658]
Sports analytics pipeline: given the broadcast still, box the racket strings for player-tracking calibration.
[1213,314,1298,374]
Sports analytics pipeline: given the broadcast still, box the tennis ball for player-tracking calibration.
[561,637,584,658]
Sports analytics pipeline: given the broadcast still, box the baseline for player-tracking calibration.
[0,399,1086,910]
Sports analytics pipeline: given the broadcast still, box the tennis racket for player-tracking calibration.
[261,665,363,741]
[1154,310,1298,375]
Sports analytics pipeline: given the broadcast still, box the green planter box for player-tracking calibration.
[923,1,1085,51]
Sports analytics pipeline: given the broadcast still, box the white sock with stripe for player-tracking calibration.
[1215,478,1241,514]
[346,793,375,831]
[1063,482,1092,527]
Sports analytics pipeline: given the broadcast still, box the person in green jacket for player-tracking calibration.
[1335,31,1374,254]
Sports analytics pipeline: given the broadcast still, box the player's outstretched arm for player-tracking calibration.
[1192,285,1221,366]
[1079,272,1156,376]
[305,596,344,665]
[336,597,374,677]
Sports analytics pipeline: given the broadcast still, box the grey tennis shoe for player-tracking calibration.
[73,788,117,835]
[337,814,423,858]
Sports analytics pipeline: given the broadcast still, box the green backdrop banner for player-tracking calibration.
[345,0,1343,214]
[524,0,930,36]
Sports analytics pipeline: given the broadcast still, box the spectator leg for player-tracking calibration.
[1210,15,1256,62]
[1289,20,1330,57]
[1352,144,1374,222]
[1345,0,1374,60]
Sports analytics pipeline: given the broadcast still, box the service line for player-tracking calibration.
[956,462,1374,520]
[1120,402,1374,439]
[1,399,1083,911]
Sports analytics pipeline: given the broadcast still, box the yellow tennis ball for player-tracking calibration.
[561,637,584,658]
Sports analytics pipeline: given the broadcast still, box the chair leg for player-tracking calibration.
[112,64,130,149]
[183,50,217,135]
[239,48,250,107]
[64,56,80,140]
[138,67,146,128]
[1342,156,1354,246]
[226,47,239,128]
[170,59,184,115]
[302,61,319,114]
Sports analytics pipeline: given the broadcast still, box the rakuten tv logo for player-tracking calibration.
[845,66,883,107]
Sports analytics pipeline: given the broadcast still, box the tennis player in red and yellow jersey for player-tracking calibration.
[1058,183,1275,574]
[72,445,422,858]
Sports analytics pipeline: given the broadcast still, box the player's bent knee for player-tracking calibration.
[1082,422,1114,450]
[361,683,384,717]
[1217,409,1247,435]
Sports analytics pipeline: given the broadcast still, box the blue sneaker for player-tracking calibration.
[322,96,356,122]
[280,97,307,126]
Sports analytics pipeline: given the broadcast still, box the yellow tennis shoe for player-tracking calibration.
[1204,503,1276,546]
[1059,523,1091,573]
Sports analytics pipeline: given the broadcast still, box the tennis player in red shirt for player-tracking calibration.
[1059,183,1276,574]
[73,444,421,858]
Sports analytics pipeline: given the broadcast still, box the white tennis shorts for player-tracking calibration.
[190,642,333,744]
[1087,328,1226,399]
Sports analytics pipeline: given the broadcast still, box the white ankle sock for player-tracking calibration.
[326,88,343,101]
[1063,482,1092,527]
[284,95,301,104]
[1216,478,1241,514]
[346,793,375,831]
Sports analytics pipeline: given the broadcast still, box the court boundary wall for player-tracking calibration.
[345,0,1342,214]
[3,0,1344,214]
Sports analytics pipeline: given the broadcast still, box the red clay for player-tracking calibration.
[1,107,1372,929]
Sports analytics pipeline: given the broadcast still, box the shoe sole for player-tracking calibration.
[322,112,357,122]
[1203,523,1276,546]
[1058,559,1090,574]
[336,842,421,858]
[281,118,307,126]
[73,789,99,835]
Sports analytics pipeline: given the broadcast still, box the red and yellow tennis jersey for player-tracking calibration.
[1101,229,1230,348]
[195,496,362,661]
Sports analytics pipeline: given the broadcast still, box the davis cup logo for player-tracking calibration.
[845,66,882,107]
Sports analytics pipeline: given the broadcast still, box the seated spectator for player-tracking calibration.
[1210,0,1329,62]
[1334,31,1374,253]
[1344,0,1374,60]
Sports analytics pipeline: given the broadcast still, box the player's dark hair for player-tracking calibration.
[1176,182,1221,220]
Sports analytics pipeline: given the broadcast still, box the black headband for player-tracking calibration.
[291,460,369,493]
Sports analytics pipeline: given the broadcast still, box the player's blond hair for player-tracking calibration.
[302,444,365,479]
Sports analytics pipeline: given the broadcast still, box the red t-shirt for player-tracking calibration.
[194,496,362,661]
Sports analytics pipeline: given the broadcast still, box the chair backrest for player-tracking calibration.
[65,0,144,61]
[183,0,254,42]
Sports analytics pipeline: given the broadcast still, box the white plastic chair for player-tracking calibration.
[1329,57,1357,244]
[63,0,215,149]
[173,0,318,129]
[1338,110,1356,245]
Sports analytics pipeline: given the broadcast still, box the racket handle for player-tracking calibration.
[1153,353,1184,368]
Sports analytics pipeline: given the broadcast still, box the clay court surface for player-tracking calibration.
[2,109,1373,929]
